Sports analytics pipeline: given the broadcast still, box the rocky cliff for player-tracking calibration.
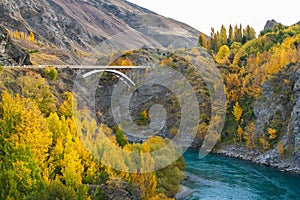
[0,25,31,65]
[217,63,300,174]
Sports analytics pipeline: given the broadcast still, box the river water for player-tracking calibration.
[180,149,300,200]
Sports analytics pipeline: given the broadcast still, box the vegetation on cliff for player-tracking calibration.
[199,23,300,160]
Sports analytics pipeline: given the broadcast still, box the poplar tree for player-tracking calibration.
[227,24,234,46]
[220,25,227,45]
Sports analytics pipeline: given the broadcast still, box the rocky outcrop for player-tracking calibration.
[0,25,31,65]
[216,63,300,174]
[264,19,280,30]
[90,181,141,200]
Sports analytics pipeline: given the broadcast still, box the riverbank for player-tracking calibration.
[213,144,300,174]
[175,185,195,200]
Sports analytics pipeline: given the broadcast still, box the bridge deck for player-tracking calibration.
[2,65,151,69]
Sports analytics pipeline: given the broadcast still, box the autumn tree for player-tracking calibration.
[146,137,186,198]
[0,91,45,199]
[277,141,285,158]
[232,102,243,122]
[28,31,35,42]
[45,66,58,80]
[220,25,227,45]
[268,128,277,140]
[243,122,256,150]
[59,92,76,118]
[209,28,217,53]
[137,143,157,200]
[227,24,234,46]
[140,109,149,125]
[243,25,256,42]
[234,24,243,43]
[198,33,207,48]
[215,45,230,64]
[237,125,243,142]
[259,137,270,151]
[62,146,84,188]
[17,73,57,116]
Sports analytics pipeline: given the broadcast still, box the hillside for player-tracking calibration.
[0,0,201,65]
[1,0,300,198]
[197,22,300,173]
[0,25,31,65]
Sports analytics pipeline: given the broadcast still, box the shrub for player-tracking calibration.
[45,66,58,80]
[259,137,270,151]
[277,141,285,158]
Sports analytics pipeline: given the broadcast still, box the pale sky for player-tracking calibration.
[127,0,300,36]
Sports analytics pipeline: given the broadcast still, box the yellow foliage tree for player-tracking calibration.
[28,31,35,42]
[1,91,52,181]
[243,122,256,150]
[120,58,133,66]
[59,92,77,118]
[259,137,270,151]
[268,128,277,140]
[139,143,157,200]
[198,33,207,48]
[214,45,230,64]
[17,73,57,116]
[237,125,243,142]
[232,102,243,122]
[277,141,285,158]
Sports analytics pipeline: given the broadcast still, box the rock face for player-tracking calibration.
[0,0,201,64]
[90,181,141,200]
[264,19,279,30]
[217,64,300,174]
[0,25,31,65]
[292,67,300,163]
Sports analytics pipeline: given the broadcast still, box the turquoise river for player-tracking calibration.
[181,149,300,200]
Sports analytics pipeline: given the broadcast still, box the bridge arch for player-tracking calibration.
[82,69,136,87]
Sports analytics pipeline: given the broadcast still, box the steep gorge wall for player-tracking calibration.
[218,63,300,173]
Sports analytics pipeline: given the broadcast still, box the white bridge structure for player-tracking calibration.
[4,65,151,87]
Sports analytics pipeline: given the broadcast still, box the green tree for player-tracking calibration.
[116,126,128,148]
[214,31,221,53]
[45,66,58,80]
[17,73,57,116]
[227,24,234,46]
[234,24,243,43]
[243,25,256,42]
[28,181,77,200]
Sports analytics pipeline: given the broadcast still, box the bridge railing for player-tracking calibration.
[2,65,152,69]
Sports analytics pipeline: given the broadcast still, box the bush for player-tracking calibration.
[277,141,285,158]
[45,66,58,80]
[28,181,77,200]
